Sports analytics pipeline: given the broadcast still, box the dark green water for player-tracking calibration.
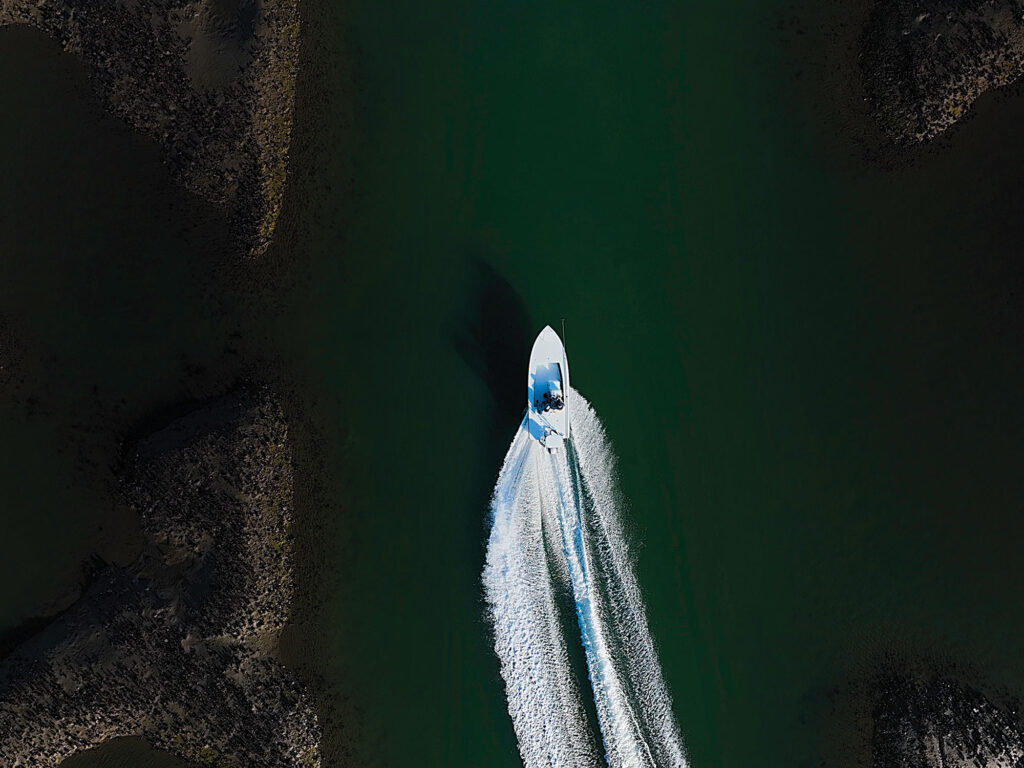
[287,0,1024,765]
[4,0,1024,766]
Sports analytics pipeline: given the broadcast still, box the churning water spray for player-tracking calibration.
[483,389,687,768]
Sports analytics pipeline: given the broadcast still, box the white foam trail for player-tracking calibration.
[564,390,688,768]
[483,426,603,768]
[484,388,686,768]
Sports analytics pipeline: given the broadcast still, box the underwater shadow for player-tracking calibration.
[451,256,531,429]
[448,254,534,756]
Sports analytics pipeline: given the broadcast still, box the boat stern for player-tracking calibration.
[543,433,565,453]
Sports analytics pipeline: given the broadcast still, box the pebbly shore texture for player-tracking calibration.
[860,0,1024,145]
[816,660,1024,768]
[0,390,321,767]
[871,670,1024,768]
[0,0,300,257]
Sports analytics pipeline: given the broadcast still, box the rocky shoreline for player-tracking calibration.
[0,313,24,396]
[0,390,321,767]
[872,669,1024,768]
[860,0,1024,145]
[815,658,1024,768]
[0,0,301,257]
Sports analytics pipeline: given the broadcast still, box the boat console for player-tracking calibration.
[527,326,570,452]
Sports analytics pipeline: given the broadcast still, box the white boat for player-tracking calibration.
[527,325,570,452]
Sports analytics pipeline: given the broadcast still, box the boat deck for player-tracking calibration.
[526,325,570,449]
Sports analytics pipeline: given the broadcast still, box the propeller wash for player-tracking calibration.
[483,328,686,768]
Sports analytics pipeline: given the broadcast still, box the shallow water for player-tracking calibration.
[0,27,248,767]
[60,739,192,768]
[0,26,241,635]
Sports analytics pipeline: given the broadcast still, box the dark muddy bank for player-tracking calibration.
[0,0,301,256]
[0,391,321,767]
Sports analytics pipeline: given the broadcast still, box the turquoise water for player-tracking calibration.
[3,0,1024,766]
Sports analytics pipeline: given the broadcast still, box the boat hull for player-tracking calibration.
[526,326,570,450]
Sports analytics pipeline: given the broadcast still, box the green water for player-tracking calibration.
[3,0,1024,767]
[290,0,1024,765]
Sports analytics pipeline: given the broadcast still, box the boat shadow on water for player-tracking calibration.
[448,254,538,754]
[450,255,531,432]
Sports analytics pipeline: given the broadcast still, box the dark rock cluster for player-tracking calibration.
[871,669,1024,768]
[0,390,321,767]
[861,0,1024,144]
[0,313,24,394]
[0,0,301,256]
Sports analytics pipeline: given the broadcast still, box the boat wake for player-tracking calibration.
[483,388,686,768]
